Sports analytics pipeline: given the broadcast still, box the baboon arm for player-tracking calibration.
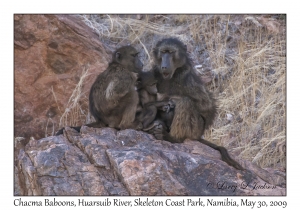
[105,75,134,102]
[119,91,141,130]
[141,106,157,128]
[144,100,170,109]
[185,81,214,111]
[105,80,128,101]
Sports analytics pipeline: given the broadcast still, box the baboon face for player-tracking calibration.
[114,46,143,72]
[153,38,187,80]
[145,81,157,95]
[139,71,157,95]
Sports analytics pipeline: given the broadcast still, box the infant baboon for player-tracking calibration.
[136,71,174,132]
[150,38,243,170]
[56,45,143,135]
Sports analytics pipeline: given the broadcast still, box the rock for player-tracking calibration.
[15,127,286,196]
[14,14,111,140]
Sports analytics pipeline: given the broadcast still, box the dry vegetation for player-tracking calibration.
[59,14,286,170]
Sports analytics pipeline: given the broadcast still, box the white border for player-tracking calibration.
[2,0,297,209]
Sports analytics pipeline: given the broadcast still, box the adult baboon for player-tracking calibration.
[56,46,143,135]
[136,71,174,132]
[151,38,243,170]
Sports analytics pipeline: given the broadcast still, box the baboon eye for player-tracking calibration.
[161,50,173,54]
[132,53,139,57]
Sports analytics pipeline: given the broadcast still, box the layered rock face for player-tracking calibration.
[15,127,285,196]
[14,14,110,140]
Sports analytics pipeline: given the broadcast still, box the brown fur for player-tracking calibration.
[151,38,243,170]
[56,46,143,135]
[136,71,173,132]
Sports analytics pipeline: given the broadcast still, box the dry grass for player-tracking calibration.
[57,66,94,130]
[61,14,286,169]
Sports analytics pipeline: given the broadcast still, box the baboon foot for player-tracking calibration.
[132,121,144,130]
[147,121,165,140]
[143,120,161,131]
[168,99,176,109]
[152,128,164,140]
[136,122,143,130]
[120,120,143,131]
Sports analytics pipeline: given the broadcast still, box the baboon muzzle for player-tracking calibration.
[136,59,143,71]
[161,54,172,79]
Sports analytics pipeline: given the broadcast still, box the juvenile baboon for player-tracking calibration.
[56,46,143,135]
[136,71,174,132]
[150,38,243,170]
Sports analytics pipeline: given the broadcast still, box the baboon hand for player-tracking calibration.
[162,104,171,113]
[168,99,175,109]
[162,100,175,113]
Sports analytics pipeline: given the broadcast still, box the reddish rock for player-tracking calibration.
[15,127,286,196]
[14,14,111,140]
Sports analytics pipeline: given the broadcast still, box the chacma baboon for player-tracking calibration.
[150,38,243,170]
[136,71,174,132]
[56,45,143,135]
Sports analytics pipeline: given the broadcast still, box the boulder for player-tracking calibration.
[15,127,286,196]
[14,14,110,140]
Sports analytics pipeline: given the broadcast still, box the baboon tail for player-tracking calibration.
[197,138,244,170]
